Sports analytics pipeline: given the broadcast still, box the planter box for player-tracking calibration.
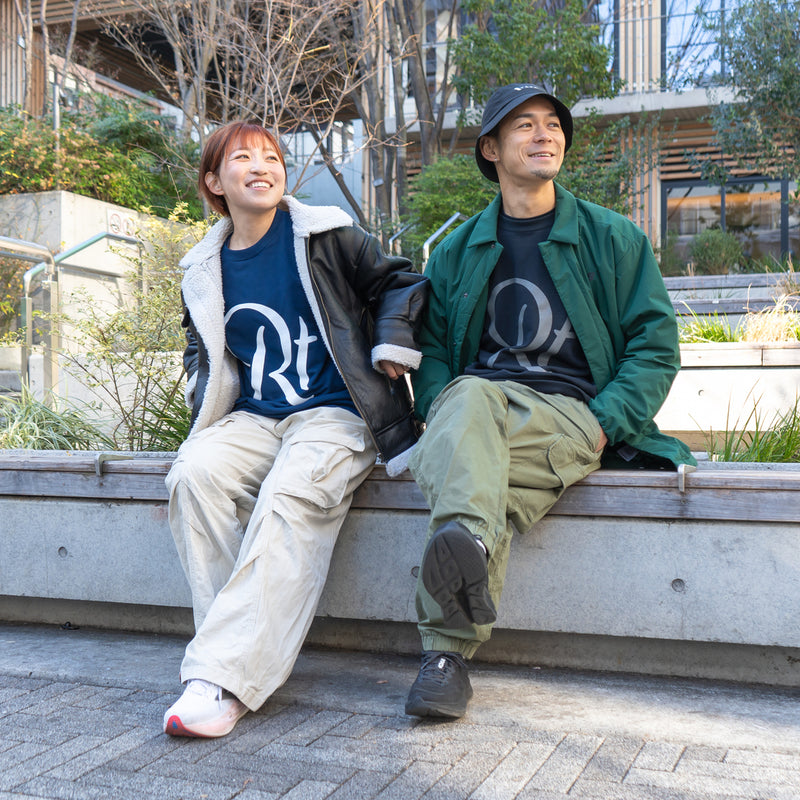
[656,342,800,450]
[1,451,800,685]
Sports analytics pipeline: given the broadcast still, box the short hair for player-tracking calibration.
[198,121,287,216]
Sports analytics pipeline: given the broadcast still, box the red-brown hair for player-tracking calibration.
[199,121,287,216]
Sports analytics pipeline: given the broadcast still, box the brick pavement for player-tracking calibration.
[2,624,800,799]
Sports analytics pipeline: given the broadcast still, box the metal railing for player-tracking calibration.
[422,213,467,270]
[0,232,139,396]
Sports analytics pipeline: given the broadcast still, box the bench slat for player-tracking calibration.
[1,454,797,523]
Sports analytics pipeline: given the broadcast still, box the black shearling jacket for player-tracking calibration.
[178,196,428,472]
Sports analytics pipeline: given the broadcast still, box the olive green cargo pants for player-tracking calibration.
[409,376,604,657]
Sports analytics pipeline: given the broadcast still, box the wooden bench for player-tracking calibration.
[2,451,800,685]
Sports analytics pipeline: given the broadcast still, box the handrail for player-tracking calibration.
[387,223,412,255]
[421,213,467,270]
[2,232,140,397]
[0,237,57,381]
[22,231,139,294]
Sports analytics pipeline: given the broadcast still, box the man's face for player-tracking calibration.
[480,96,566,187]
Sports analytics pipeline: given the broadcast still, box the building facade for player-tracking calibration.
[2,0,796,266]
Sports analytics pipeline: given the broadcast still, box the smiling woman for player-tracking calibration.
[199,123,287,248]
[159,119,428,739]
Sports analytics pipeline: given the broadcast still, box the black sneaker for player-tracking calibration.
[421,521,497,629]
[405,651,473,718]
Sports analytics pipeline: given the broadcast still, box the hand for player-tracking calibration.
[595,427,608,452]
[378,360,407,380]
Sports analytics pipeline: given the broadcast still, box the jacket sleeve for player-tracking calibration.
[338,226,429,370]
[587,233,681,446]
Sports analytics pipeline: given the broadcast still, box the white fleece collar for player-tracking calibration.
[180,196,353,269]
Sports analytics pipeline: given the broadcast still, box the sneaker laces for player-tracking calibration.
[418,652,464,686]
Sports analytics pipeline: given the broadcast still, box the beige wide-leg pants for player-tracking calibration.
[165,407,377,710]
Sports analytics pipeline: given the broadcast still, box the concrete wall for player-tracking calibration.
[655,343,800,449]
[2,495,799,651]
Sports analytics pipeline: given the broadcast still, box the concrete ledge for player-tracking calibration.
[2,451,800,684]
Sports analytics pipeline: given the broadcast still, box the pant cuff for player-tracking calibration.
[420,631,482,659]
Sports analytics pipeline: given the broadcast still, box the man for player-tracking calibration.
[404,83,694,719]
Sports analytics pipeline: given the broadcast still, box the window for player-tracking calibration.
[663,178,795,267]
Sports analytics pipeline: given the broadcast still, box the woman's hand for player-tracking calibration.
[378,360,408,380]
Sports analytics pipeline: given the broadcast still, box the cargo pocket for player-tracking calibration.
[546,431,601,492]
[274,430,371,511]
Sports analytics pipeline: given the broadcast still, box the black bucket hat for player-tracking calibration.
[475,83,573,182]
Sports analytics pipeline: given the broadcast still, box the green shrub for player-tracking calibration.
[53,204,207,450]
[0,256,25,335]
[689,228,744,275]
[678,308,740,343]
[401,155,498,265]
[0,102,202,219]
[656,231,686,277]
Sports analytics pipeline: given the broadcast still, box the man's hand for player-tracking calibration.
[595,427,608,452]
[378,360,408,380]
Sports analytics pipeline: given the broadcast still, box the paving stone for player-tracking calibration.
[303,731,432,763]
[625,766,800,799]
[195,748,356,785]
[137,757,299,795]
[231,706,319,754]
[232,789,281,800]
[578,736,643,782]
[326,713,385,739]
[419,750,517,800]
[631,740,685,771]
[261,738,412,773]
[280,779,341,799]
[372,760,452,800]
[4,625,800,800]
[470,741,556,800]
[325,770,396,800]
[16,775,155,800]
[569,778,753,800]
[678,745,728,765]
[91,769,242,799]
[519,733,604,795]
[723,747,800,769]
[42,729,157,780]
[674,757,800,786]
[278,710,352,746]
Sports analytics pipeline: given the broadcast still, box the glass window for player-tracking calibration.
[789,182,799,261]
[665,184,722,262]
[664,179,787,268]
[724,181,782,263]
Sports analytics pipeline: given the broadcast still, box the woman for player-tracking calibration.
[163,120,427,738]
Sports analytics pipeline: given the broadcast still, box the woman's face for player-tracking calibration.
[204,135,286,220]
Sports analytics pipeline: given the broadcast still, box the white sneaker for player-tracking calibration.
[163,679,248,738]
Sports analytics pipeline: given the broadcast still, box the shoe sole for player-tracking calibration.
[405,694,468,719]
[164,705,248,738]
[421,525,497,629]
